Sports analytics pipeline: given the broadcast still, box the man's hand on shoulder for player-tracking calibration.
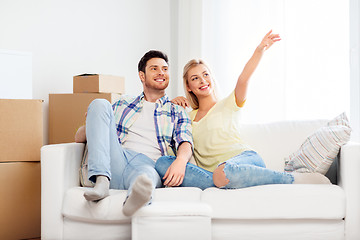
[171,96,189,109]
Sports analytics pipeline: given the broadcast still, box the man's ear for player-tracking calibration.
[139,71,145,83]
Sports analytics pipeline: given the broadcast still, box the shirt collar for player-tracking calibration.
[139,92,169,106]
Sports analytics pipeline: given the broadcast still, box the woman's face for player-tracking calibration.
[186,64,214,98]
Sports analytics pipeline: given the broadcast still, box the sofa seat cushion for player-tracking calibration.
[202,185,345,220]
[62,187,203,223]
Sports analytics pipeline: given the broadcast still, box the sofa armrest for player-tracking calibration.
[338,141,360,240]
[41,142,85,240]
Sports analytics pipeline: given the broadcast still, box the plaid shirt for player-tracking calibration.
[112,92,193,156]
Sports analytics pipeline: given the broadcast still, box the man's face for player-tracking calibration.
[140,58,169,91]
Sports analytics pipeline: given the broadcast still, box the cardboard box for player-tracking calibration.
[49,93,121,144]
[73,74,125,94]
[0,99,43,161]
[0,161,41,240]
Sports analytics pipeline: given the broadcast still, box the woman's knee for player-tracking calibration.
[213,164,230,188]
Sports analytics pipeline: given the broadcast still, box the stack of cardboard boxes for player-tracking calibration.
[49,74,125,144]
[0,99,43,239]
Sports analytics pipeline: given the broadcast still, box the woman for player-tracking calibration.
[155,30,330,190]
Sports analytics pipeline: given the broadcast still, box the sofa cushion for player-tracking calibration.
[238,120,327,171]
[133,201,212,217]
[201,185,345,220]
[284,113,351,174]
[325,155,339,184]
[62,187,203,223]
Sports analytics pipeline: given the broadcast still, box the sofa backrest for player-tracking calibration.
[238,119,327,171]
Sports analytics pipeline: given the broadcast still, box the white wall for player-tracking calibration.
[200,0,349,123]
[350,0,360,141]
[1,0,359,143]
[174,0,359,140]
[170,0,204,96]
[0,49,32,99]
[0,0,172,144]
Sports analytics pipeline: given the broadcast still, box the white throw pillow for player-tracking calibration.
[284,113,351,174]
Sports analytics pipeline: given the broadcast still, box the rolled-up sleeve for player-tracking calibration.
[174,107,193,151]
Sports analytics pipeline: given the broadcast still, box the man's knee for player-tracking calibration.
[89,99,112,111]
[88,99,112,117]
[213,164,230,188]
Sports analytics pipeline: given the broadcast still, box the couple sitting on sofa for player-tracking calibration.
[75,30,330,217]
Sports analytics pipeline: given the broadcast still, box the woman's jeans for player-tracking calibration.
[155,151,294,190]
[86,99,162,197]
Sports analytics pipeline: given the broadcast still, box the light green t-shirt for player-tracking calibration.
[190,91,252,172]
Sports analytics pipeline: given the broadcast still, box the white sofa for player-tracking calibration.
[41,119,360,240]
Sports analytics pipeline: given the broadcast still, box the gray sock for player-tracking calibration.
[122,175,153,216]
[84,175,110,201]
[293,172,331,184]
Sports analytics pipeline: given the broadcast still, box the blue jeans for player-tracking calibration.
[155,151,294,190]
[86,99,162,197]
[221,151,294,188]
[155,156,215,190]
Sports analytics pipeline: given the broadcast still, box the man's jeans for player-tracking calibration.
[155,151,294,190]
[86,99,162,197]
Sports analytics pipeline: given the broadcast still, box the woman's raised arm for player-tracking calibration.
[234,30,281,107]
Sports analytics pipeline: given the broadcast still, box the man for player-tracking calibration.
[75,50,193,216]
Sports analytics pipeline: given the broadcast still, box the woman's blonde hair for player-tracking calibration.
[183,59,218,110]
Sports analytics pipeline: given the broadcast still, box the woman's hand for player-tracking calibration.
[258,30,281,51]
[171,96,190,108]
